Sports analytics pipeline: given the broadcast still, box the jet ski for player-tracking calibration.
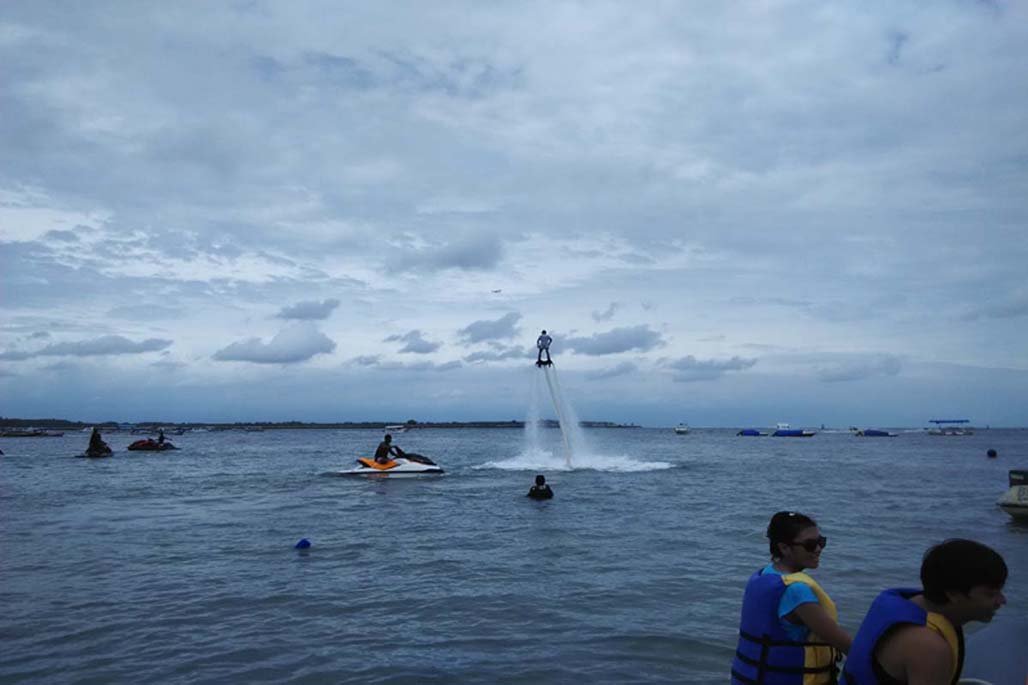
[330,452,444,476]
[127,438,178,451]
[77,446,113,458]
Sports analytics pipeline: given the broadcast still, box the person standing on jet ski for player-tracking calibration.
[374,434,406,464]
[157,429,165,445]
[536,330,553,366]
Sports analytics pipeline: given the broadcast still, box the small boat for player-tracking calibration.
[384,424,408,433]
[771,423,816,437]
[0,428,64,437]
[737,429,767,437]
[853,429,897,437]
[998,470,1028,521]
[926,419,973,436]
[330,453,443,477]
[673,423,690,435]
[127,438,178,451]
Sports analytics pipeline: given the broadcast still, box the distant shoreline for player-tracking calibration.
[0,418,641,431]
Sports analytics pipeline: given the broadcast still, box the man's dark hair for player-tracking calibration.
[535,474,546,486]
[384,434,392,442]
[921,539,1007,603]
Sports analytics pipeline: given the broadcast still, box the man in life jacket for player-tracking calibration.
[527,474,554,499]
[731,511,851,685]
[841,539,1007,685]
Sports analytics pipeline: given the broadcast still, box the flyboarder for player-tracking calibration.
[536,330,553,367]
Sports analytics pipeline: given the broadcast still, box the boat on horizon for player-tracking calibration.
[927,419,973,436]
[853,428,898,437]
[673,423,690,435]
[771,423,816,438]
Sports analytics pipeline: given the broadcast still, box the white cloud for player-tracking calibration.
[564,326,664,356]
[213,323,336,364]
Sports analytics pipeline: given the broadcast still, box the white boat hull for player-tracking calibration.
[330,456,443,477]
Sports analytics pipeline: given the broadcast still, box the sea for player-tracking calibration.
[1,426,1025,684]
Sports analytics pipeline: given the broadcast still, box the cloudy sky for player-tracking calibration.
[2,1,1026,426]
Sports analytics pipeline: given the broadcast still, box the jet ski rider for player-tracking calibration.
[374,434,406,464]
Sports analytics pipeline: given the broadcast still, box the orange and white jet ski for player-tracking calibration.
[331,452,444,476]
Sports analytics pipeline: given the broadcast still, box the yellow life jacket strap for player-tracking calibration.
[925,612,962,683]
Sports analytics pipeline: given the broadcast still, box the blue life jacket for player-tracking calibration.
[732,568,840,685]
[841,588,963,685]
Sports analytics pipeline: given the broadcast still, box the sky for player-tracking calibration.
[1,1,1026,427]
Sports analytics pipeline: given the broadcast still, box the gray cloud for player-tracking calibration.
[44,230,79,242]
[458,312,521,343]
[397,233,504,272]
[591,302,620,322]
[213,323,336,364]
[108,305,185,320]
[0,335,172,360]
[666,355,757,382]
[384,330,441,354]
[586,361,638,380]
[463,345,529,363]
[345,355,461,372]
[960,293,1028,321]
[816,354,902,383]
[275,298,341,320]
[564,326,663,356]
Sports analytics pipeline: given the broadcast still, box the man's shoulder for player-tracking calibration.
[878,623,952,680]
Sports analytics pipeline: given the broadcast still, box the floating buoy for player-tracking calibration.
[986,449,997,459]
[294,538,312,549]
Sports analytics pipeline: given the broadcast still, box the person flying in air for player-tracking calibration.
[536,330,553,366]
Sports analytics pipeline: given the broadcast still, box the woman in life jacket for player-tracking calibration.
[731,511,852,685]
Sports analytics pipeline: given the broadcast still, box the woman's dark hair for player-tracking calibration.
[766,511,818,558]
[921,539,1007,603]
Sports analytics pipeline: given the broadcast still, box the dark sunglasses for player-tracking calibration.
[789,536,827,552]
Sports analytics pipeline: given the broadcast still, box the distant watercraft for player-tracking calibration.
[0,428,64,437]
[384,424,408,433]
[853,429,897,437]
[998,470,1028,521]
[771,423,816,438]
[926,419,973,436]
[673,423,690,435]
[737,429,767,437]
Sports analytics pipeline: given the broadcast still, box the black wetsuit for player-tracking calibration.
[527,484,554,500]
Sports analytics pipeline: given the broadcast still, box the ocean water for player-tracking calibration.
[1,427,1025,684]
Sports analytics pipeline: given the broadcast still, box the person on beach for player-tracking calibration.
[536,330,552,366]
[374,434,405,464]
[527,474,554,499]
[841,538,1007,685]
[731,511,851,685]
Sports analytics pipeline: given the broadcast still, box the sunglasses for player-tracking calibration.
[789,536,828,552]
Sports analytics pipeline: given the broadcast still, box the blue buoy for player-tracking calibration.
[294,538,312,549]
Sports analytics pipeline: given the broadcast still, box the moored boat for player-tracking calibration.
[926,419,973,436]
[853,429,897,437]
[673,423,690,435]
[771,423,816,437]
[998,470,1028,521]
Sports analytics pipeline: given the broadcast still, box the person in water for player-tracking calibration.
[731,511,851,685]
[841,538,1007,685]
[536,330,553,366]
[527,474,554,499]
[157,429,165,445]
[87,427,110,454]
[374,434,405,464]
